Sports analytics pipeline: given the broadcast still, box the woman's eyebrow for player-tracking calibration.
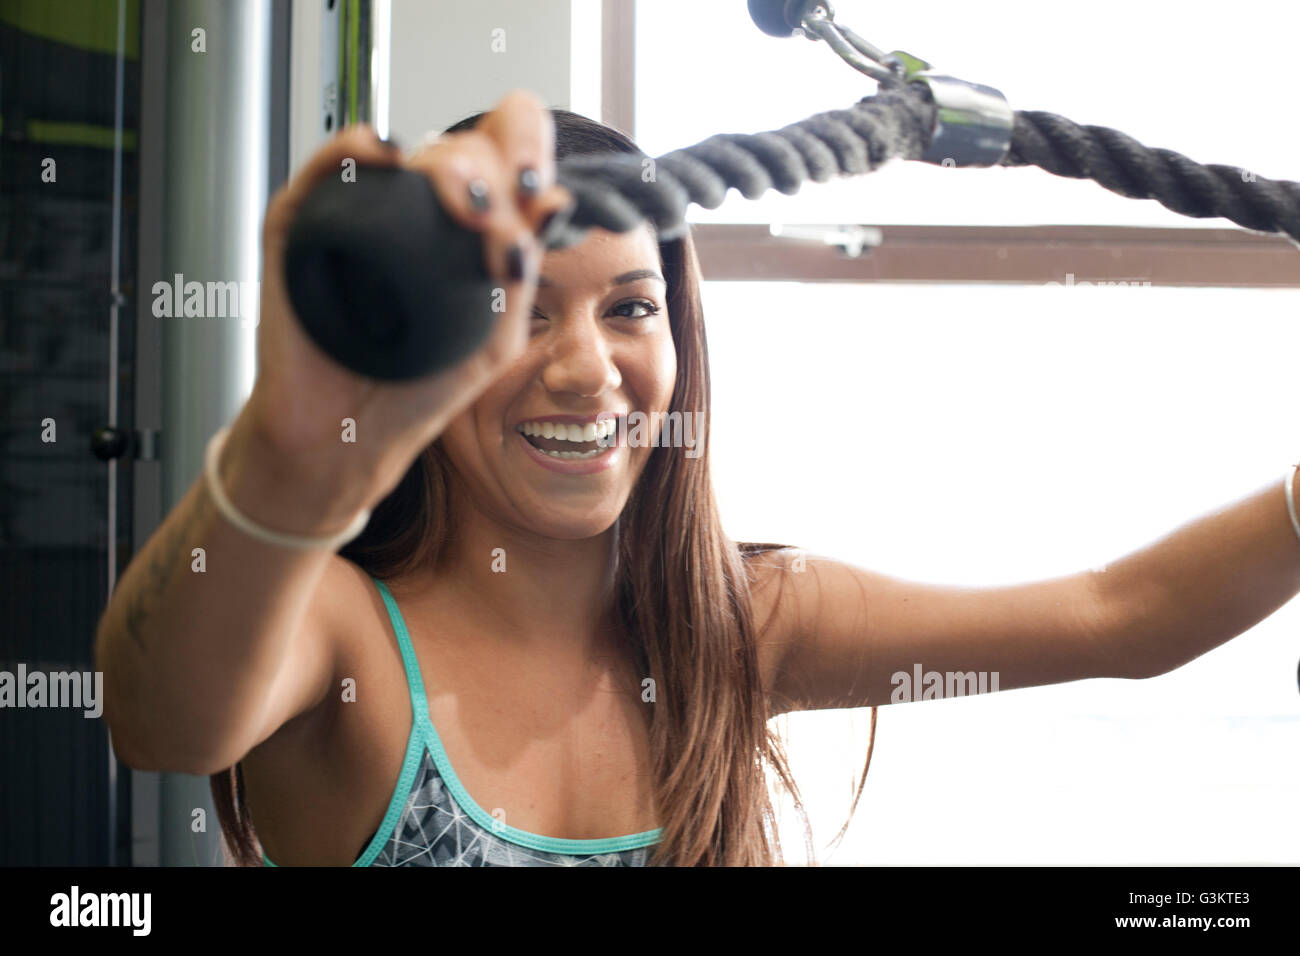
[536,269,666,289]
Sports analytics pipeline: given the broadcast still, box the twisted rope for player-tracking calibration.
[543,81,1300,250]
[1002,111,1300,245]
[546,83,937,246]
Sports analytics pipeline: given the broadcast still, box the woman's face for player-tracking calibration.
[438,223,677,540]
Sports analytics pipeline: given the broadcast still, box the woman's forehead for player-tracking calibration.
[538,225,663,283]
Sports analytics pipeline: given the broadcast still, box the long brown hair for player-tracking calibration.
[211,108,877,866]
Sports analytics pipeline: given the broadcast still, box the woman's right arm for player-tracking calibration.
[94,91,568,774]
[92,409,388,775]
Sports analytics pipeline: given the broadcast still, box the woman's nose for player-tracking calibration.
[541,319,621,397]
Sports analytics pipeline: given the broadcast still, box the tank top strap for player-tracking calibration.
[373,578,430,725]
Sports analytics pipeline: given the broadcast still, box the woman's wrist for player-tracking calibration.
[219,409,382,538]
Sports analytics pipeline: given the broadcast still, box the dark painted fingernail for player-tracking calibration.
[506,243,527,282]
[467,178,490,212]
[518,166,540,197]
[377,135,402,151]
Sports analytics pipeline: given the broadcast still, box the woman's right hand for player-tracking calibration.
[231,90,570,531]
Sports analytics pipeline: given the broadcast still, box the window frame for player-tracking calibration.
[691,224,1300,288]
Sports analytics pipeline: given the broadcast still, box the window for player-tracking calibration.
[706,280,1300,863]
[616,0,1300,862]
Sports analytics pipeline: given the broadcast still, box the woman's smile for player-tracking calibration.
[510,414,627,475]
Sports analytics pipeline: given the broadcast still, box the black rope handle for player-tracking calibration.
[544,81,1300,250]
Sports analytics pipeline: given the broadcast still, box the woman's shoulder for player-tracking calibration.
[738,541,803,594]
[314,555,388,633]
[736,543,807,703]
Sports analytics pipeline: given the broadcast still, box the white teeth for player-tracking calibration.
[515,418,621,443]
[537,447,607,459]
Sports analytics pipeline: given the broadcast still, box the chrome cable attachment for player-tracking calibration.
[892,51,1015,168]
[782,1,1015,167]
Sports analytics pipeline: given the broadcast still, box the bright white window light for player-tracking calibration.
[700,280,1300,864]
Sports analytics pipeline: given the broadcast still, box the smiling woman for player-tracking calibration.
[96,93,1300,871]
[199,107,826,867]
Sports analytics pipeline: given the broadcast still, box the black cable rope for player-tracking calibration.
[1002,111,1300,243]
[543,81,1300,251]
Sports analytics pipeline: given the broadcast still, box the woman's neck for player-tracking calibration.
[428,507,623,659]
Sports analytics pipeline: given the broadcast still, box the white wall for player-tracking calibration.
[388,0,576,145]
[291,0,593,174]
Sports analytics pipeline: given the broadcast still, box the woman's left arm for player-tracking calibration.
[1094,473,1300,680]
[757,474,1300,713]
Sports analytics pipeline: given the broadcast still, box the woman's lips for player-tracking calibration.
[512,427,623,475]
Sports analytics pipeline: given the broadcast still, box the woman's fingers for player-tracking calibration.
[476,90,554,209]
[406,90,576,283]
[405,129,537,287]
[476,91,576,237]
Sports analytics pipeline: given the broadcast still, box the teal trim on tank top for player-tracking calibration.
[262,577,661,866]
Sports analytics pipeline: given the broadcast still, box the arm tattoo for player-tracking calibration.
[122,484,214,654]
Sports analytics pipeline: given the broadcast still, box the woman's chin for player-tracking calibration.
[501,497,623,540]
[519,513,620,541]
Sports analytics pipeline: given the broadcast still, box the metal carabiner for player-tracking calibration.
[791,1,909,87]
[785,1,1015,167]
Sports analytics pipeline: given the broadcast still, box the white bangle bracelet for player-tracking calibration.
[204,426,371,551]
[1286,463,1300,547]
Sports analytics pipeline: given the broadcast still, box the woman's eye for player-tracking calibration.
[530,300,660,323]
[610,299,660,320]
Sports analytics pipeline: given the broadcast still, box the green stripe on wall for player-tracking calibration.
[0,0,140,59]
[0,116,138,150]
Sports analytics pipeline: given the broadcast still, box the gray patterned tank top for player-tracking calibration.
[263,577,660,866]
